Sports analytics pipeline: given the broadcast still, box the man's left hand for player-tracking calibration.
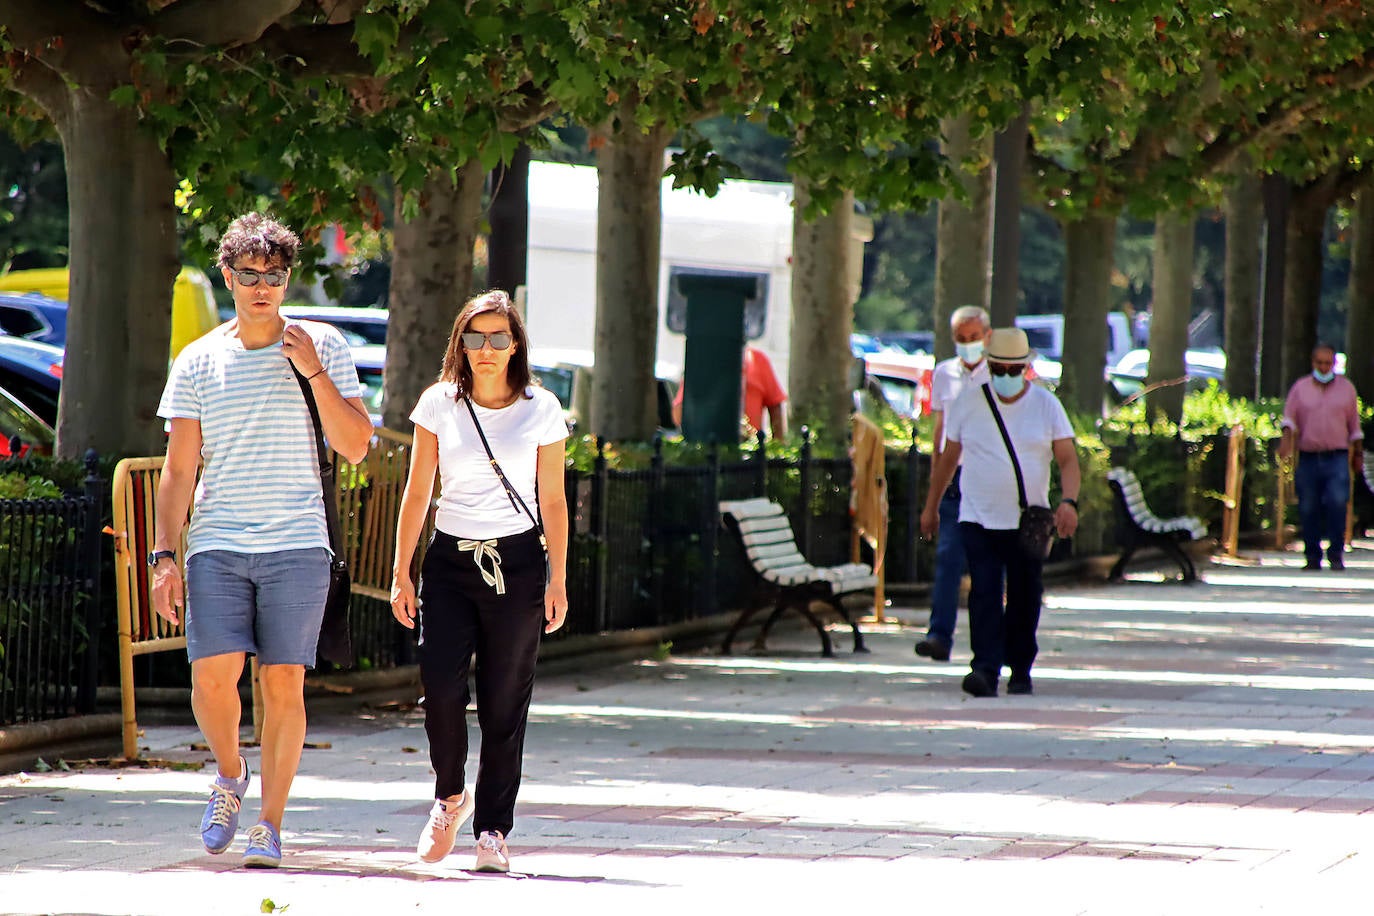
[1055,501,1079,538]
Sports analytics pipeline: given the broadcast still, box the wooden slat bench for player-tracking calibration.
[1106,467,1207,583]
[719,498,873,657]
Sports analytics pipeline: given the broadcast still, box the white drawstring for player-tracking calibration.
[457,539,505,594]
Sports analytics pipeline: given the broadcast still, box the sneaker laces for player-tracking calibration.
[429,803,458,832]
[205,782,242,829]
[246,823,276,849]
[477,831,504,852]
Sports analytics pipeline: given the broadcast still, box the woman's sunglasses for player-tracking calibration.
[461,331,513,351]
[989,362,1025,377]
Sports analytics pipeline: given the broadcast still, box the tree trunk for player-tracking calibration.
[1281,193,1327,388]
[789,178,856,446]
[1058,210,1116,417]
[1258,177,1290,398]
[487,142,531,298]
[592,121,669,441]
[933,114,992,361]
[989,107,1028,327]
[54,87,178,459]
[1223,169,1263,400]
[1145,213,1194,425]
[1346,176,1374,399]
[385,159,484,430]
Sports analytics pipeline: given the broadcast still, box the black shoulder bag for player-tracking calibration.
[463,397,550,583]
[981,383,1056,560]
[292,365,354,666]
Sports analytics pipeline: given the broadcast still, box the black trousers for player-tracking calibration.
[960,522,1044,684]
[417,526,546,838]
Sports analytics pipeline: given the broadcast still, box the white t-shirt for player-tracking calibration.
[157,319,362,558]
[945,382,1074,530]
[410,383,568,539]
[930,356,989,453]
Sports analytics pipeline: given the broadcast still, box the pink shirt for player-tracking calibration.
[1282,375,1362,452]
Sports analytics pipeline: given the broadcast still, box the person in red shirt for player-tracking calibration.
[1277,344,1363,571]
[672,346,788,440]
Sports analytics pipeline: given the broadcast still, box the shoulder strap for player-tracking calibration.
[291,364,346,553]
[463,396,544,535]
[981,383,1029,510]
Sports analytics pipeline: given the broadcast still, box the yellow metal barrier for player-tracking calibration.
[110,427,427,760]
[1220,424,1245,558]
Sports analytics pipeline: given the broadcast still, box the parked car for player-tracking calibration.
[870,330,935,356]
[529,347,680,433]
[0,266,218,359]
[280,305,388,350]
[0,381,55,457]
[0,292,68,347]
[0,334,63,426]
[1106,348,1227,402]
[862,352,934,418]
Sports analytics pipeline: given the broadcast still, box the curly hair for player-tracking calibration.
[439,290,533,401]
[216,212,300,270]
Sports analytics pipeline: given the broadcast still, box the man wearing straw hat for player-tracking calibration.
[920,327,1080,698]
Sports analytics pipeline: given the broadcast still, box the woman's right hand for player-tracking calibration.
[390,573,417,629]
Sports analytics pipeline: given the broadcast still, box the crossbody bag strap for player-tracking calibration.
[981,382,1029,511]
[291,364,346,553]
[463,395,545,537]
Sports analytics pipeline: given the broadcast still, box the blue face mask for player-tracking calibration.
[955,341,984,364]
[1314,369,1336,384]
[991,373,1025,398]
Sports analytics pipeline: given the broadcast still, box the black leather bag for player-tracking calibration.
[293,364,354,667]
[1018,505,1057,560]
[318,557,354,665]
[982,384,1057,560]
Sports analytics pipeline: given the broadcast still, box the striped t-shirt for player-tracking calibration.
[158,320,362,559]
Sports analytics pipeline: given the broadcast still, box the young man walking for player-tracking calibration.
[150,213,373,867]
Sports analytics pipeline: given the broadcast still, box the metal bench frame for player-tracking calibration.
[1106,467,1207,583]
[719,499,872,657]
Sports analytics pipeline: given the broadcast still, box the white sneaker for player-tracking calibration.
[416,791,474,863]
[474,830,510,873]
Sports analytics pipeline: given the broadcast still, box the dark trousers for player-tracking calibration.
[417,526,546,839]
[960,522,1044,684]
[1295,450,1350,564]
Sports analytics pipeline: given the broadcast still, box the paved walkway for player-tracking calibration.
[2,547,1372,914]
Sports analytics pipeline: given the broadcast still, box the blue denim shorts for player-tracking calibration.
[184,548,331,666]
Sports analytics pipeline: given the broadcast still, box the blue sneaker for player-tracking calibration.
[200,756,251,854]
[242,821,282,868]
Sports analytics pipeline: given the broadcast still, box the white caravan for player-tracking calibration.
[523,160,797,385]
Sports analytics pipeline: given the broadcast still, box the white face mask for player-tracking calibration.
[1313,369,1335,384]
[991,373,1025,398]
[955,341,985,364]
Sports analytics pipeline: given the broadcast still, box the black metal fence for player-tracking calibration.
[0,452,104,726]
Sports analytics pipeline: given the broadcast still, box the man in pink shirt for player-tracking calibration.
[1277,344,1363,571]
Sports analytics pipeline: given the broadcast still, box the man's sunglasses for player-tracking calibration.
[460,331,513,351]
[230,267,289,288]
[989,362,1025,377]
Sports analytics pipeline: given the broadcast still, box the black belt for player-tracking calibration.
[1299,449,1348,458]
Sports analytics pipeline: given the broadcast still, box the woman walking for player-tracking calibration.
[390,290,569,873]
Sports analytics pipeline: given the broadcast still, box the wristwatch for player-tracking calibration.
[147,549,176,567]
[1060,497,1079,509]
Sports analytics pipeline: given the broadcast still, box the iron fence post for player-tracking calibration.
[591,437,608,632]
[907,425,921,582]
[78,449,103,714]
[798,426,812,555]
[649,432,664,620]
[704,440,720,617]
[754,429,767,497]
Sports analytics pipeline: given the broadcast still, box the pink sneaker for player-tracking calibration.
[473,830,510,873]
[416,791,474,863]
